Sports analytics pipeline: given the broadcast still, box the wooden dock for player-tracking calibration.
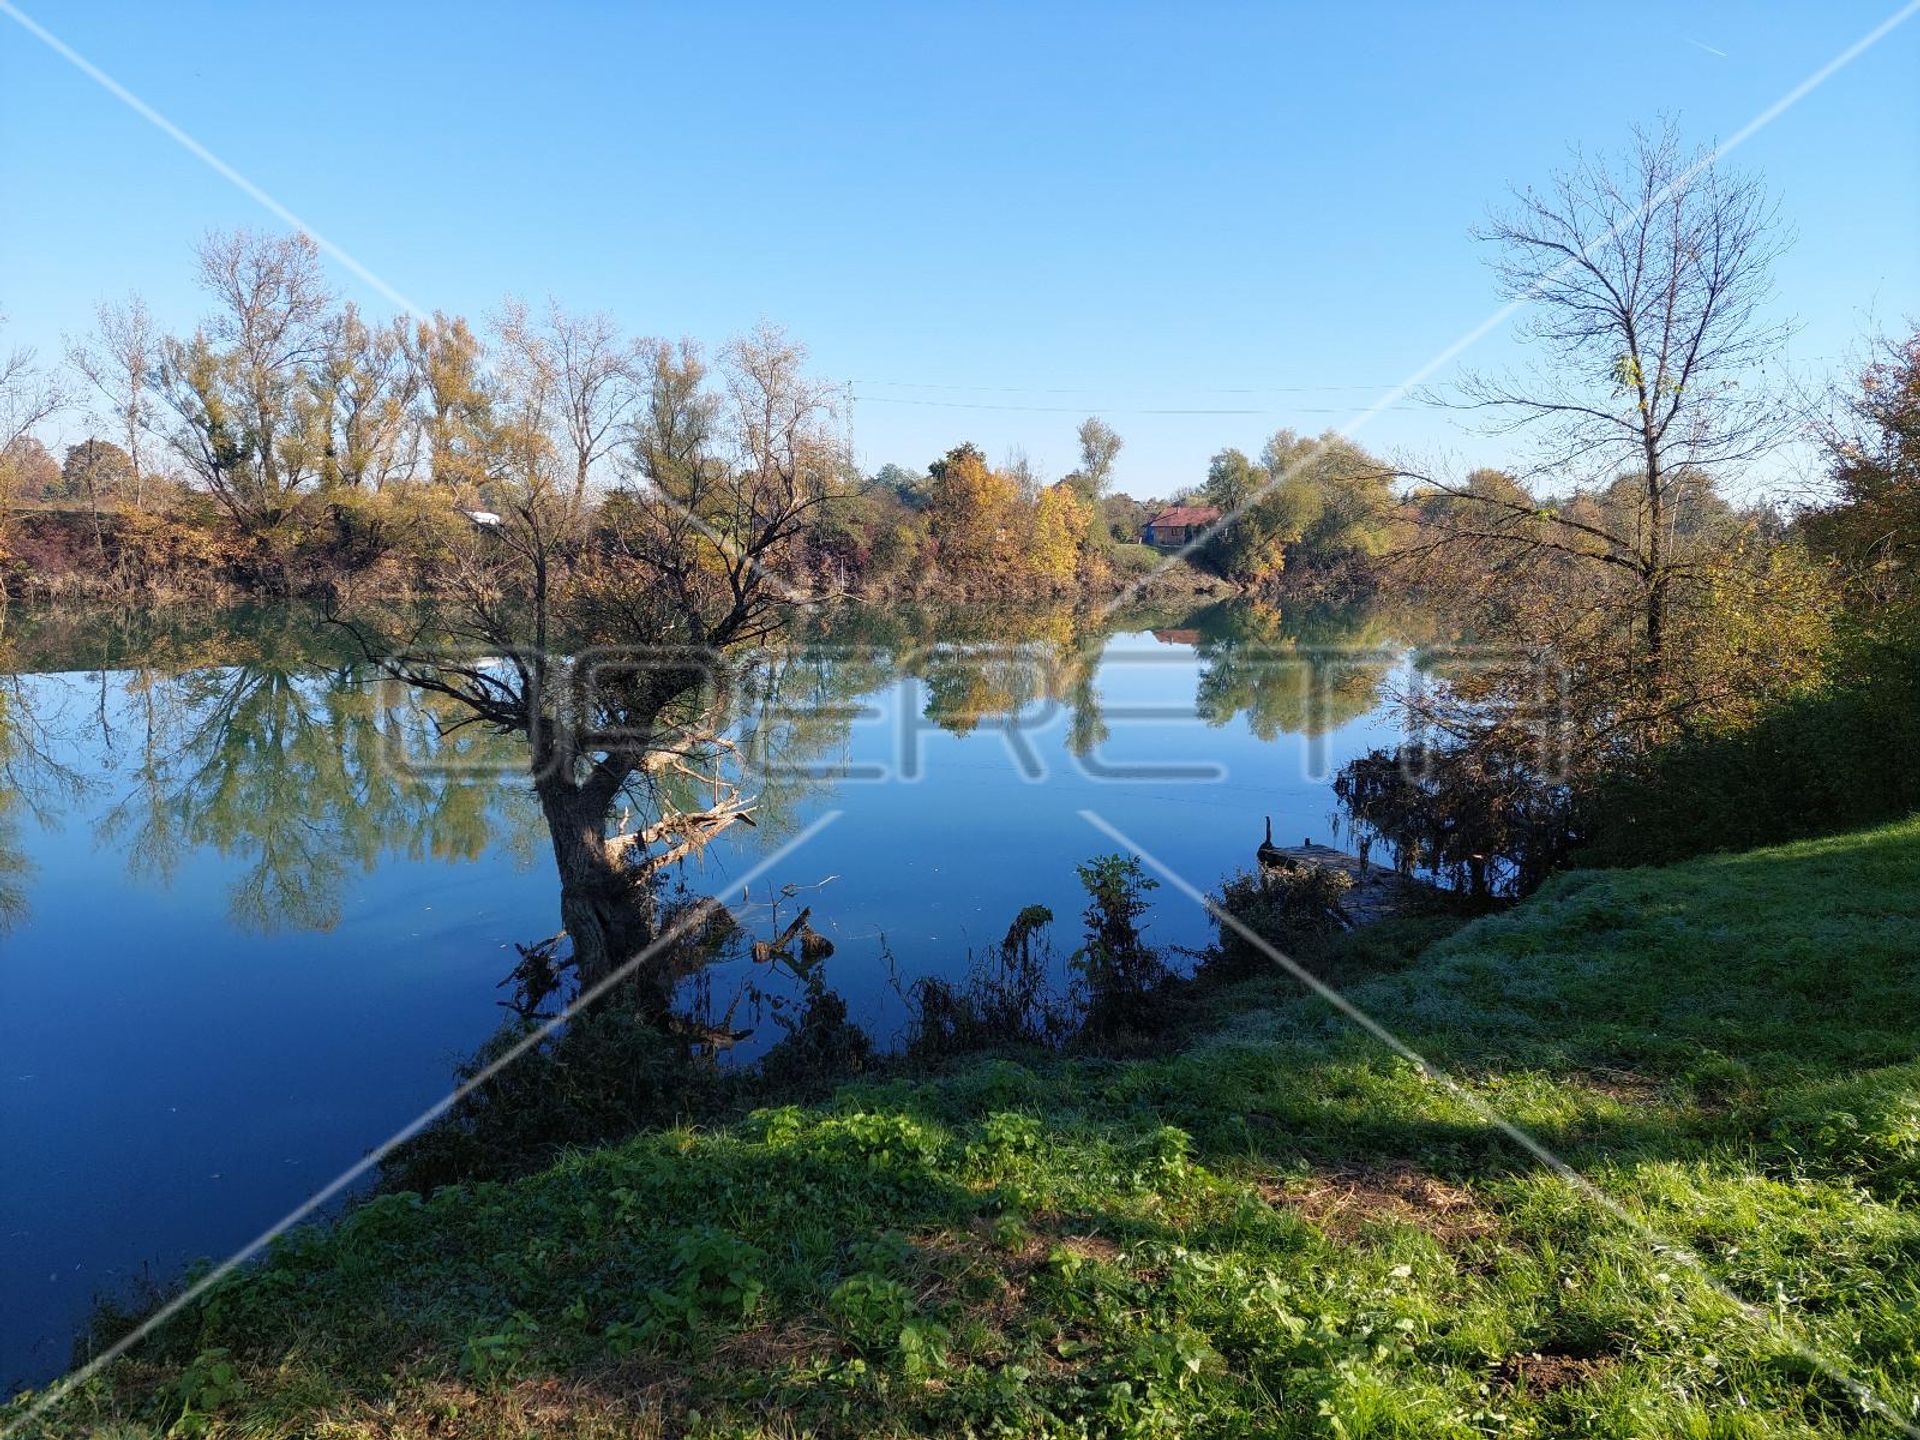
[1258,838,1433,927]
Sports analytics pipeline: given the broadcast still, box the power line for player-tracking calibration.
[840,350,1847,461]
[851,395,1424,415]
[848,378,1415,396]
[847,350,1849,418]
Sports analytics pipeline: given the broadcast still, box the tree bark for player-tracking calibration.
[536,775,662,1011]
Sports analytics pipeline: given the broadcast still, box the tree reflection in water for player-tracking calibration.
[0,603,540,934]
[1191,600,1405,740]
[0,596,1414,977]
[0,676,90,934]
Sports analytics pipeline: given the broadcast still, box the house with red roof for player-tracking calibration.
[1140,504,1221,548]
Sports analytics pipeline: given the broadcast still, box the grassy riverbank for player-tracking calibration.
[15,818,1920,1438]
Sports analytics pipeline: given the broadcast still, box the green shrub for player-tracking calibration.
[1072,855,1169,1039]
[1205,865,1356,980]
[1582,629,1920,866]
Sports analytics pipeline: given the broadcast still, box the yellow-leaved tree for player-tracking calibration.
[927,443,1021,578]
[1031,481,1090,584]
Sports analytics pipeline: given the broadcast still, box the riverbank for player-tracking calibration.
[1,504,1246,607]
[15,817,1920,1437]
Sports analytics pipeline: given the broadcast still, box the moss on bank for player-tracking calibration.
[14,819,1920,1437]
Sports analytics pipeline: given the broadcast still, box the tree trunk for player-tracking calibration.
[1644,571,1668,690]
[537,776,662,1010]
[1643,440,1667,691]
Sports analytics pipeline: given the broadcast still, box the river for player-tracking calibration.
[0,595,1425,1385]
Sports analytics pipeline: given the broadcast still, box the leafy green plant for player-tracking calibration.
[968,1110,1044,1180]
[1071,854,1168,1038]
[461,1310,538,1384]
[830,1111,945,1171]
[895,1318,951,1380]
[828,1272,914,1350]
[662,1228,767,1325]
[165,1348,237,1437]
[829,1273,950,1381]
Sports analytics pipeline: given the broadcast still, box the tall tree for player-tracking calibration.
[0,316,66,527]
[62,438,135,552]
[1259,429,1396,567]
[1031,481,1090,583]
[927,442,1020,577]
[1805,331,1920,608]
[1340,128,1816,894]
[404,311,494,491]
[66,295,156,508]
[630,337,721,504]
[495,298,642,508]
[153,231,335,534]
[1431,122,1792,686]
[1070,416,1123,500]
[316,304,419,492]
[551,303,641,505]
[1200,447,1319,581]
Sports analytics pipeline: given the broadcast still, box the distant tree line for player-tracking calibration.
[0,232,1531,604]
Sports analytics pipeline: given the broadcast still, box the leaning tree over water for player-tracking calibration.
[340,323,844,1013]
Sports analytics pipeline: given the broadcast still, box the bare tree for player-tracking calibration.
[1423,122,1793,686]
[65,295,156,509]
[1004,446,1042,503]
[0,316,68,533]
[552,303,642,505]
[493,299,643,509]
[338,326,842,1010]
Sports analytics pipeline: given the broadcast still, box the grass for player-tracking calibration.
[13,818,1920,1437]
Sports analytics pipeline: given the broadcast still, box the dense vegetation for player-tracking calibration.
[15,818,1920,1437]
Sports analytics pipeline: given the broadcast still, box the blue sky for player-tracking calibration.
[3,1,1916,497]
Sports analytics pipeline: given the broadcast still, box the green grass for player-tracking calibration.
[15,819,1920,1437]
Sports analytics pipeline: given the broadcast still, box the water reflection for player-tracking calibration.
[0,597,1417,940]
[97,665,539,932]
[0,678,88,934]
[1191,601,1403,740]
[0,607,542,936]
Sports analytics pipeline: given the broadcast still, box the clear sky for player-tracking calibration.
[3,1,1916,498]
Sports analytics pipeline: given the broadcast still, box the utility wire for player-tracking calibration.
[848,353,1844,409]
[852,395,1423,415]
[849,379,1415,395]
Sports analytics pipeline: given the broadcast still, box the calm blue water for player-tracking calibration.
[0,599,1415,1386]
